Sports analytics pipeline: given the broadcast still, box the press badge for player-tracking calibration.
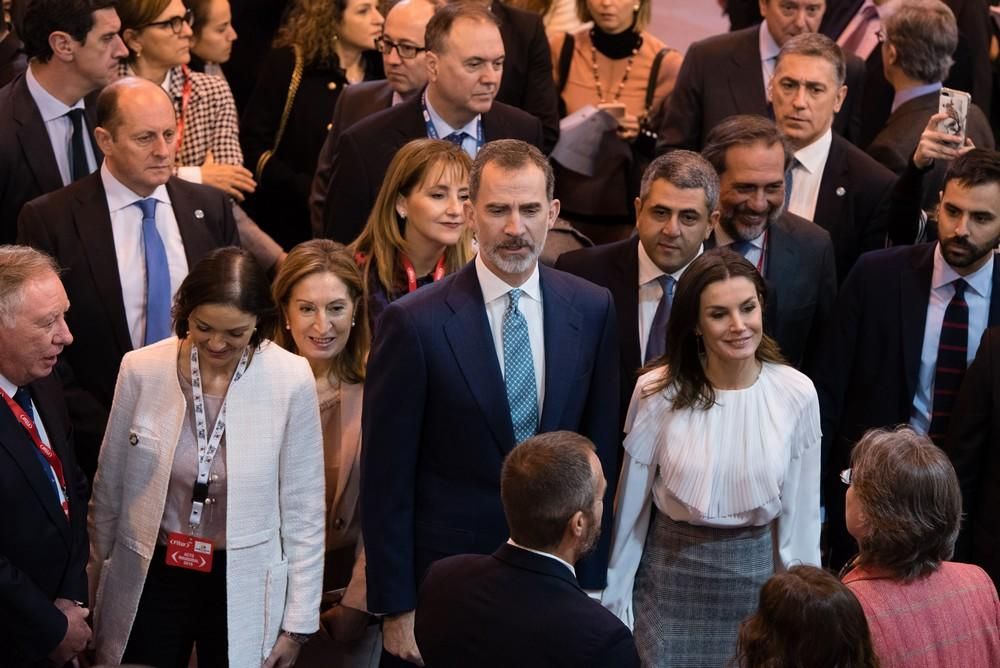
[165,532,214,573]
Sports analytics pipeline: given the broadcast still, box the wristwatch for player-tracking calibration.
[281,629,312,646]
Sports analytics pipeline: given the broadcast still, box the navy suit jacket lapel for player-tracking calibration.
[763,217,796,332]
[611,239,641,379]
[13,76,63,193]
[988,254,1000,326]
[538,266,582,432]
[74,174,133,355]
[0,383,72,544]
[901,244,935,400]
[443,264,515,451]
[814,135,849,236]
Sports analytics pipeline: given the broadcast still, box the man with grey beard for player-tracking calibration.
[360,139,619,666]
[701,114,836,374]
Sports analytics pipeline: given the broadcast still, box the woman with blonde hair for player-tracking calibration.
[349,138,474,329]
[273,240,379,666]
[241,0,384,249]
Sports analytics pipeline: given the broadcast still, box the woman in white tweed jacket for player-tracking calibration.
[88,248,325,668]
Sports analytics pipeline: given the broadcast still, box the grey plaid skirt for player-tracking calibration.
[632,511,773,667]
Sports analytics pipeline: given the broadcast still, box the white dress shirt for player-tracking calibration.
[101,163,190,350]
[758,21,782,97]
[836,0,885,61]
[24,65,98,186]
[424,93,482,158]
[506,538,575,576]
[475,254,545,413]
[910,245,994,433]
[637,242,702,362]
[788,129,833,223]
[0,373,66,508]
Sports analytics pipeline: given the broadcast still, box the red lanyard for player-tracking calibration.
[1,389,69,521]
[174,65,193,158]
[400,254,446,294]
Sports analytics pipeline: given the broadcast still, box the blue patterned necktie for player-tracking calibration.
[729,240,753,257]
[135,198,172,345]
[502,288,539,445]
[13,387,62,502]
[443,131,466,146]
[645,274,675,363]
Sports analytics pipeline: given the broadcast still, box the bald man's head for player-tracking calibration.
[381,0,436,94]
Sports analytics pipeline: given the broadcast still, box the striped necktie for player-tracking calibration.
[928,279,968,443]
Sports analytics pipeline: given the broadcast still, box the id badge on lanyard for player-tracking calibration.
[165,344,249,572]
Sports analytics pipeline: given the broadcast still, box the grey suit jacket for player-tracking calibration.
[309,80,397,236]
[657,24,865,152]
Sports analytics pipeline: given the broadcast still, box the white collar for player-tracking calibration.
[25,64,84,122]
[758,21,782,64]
[932,243,995,297]
[100,162,172,214]
[793,128,834,175]
[475,253,542,305]
[637,240,703,287]
[0,373,19,399]
[424,89,480,139]
[506,538,576,576]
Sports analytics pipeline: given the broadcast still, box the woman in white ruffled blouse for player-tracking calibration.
[602,248,821,667]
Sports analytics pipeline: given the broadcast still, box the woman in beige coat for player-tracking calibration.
[88,248,325,668]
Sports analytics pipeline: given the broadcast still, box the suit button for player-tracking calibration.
[327,82,338,91]
[327,123,333,131]
[333,518,345,530]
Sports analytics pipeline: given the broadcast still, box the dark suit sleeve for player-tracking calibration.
[597,626,641,668]
[860,165,894,254]
[360,302,427,614]
[656,43,703,153]
[815,258,867,482]
[946,327,996,557]
[309,91,349,238]
[887,158,931,245]
[838,55,866,146]
[521,14,560,154]
[804,235,838,378]
[322,129,373,244]
[574,288,620,589]
[0,556,68,661]
[946,0,992,118]
[220,192,240,247]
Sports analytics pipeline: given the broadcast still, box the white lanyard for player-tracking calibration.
[187,343,249,528]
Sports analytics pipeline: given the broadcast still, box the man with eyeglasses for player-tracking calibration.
[0,0,128,244]
[322,2,543,244]
[309,0,436,236]
[658,0,865,153]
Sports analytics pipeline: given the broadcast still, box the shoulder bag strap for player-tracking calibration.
[255,45,305,182]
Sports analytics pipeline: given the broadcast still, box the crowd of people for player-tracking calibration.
[3,0,1000,667]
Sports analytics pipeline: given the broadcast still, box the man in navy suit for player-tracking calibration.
[361,140,619,666]
[818,149,1000,568]
[0,246,90,667]
[415,432,640,667]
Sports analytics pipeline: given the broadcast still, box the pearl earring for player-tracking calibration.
[351,319,356,327]
[285,323,291,329]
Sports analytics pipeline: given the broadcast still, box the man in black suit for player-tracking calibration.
[701,115,837,374]
[18,77,239,481]
[821,0,991,148]
[817,149,1000,568]
[309,0,436,234]
[948,325,1000,587]
[0,0,127,243]
[867,0,993,212]
[0,246,90,667]
[658,0,865,152]
[322,2,544,244]
[556,151,717,428]
[361,141,618,666]
[770,32,894,283]
[415,431,640,668]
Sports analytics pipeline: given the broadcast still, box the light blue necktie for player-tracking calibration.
[502,289,539,445]
[645,274,675,363]
[135,198,172,345]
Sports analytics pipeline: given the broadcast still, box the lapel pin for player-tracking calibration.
[129,433,138,446]
[835,187,846,197]
[194,209,205,220]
